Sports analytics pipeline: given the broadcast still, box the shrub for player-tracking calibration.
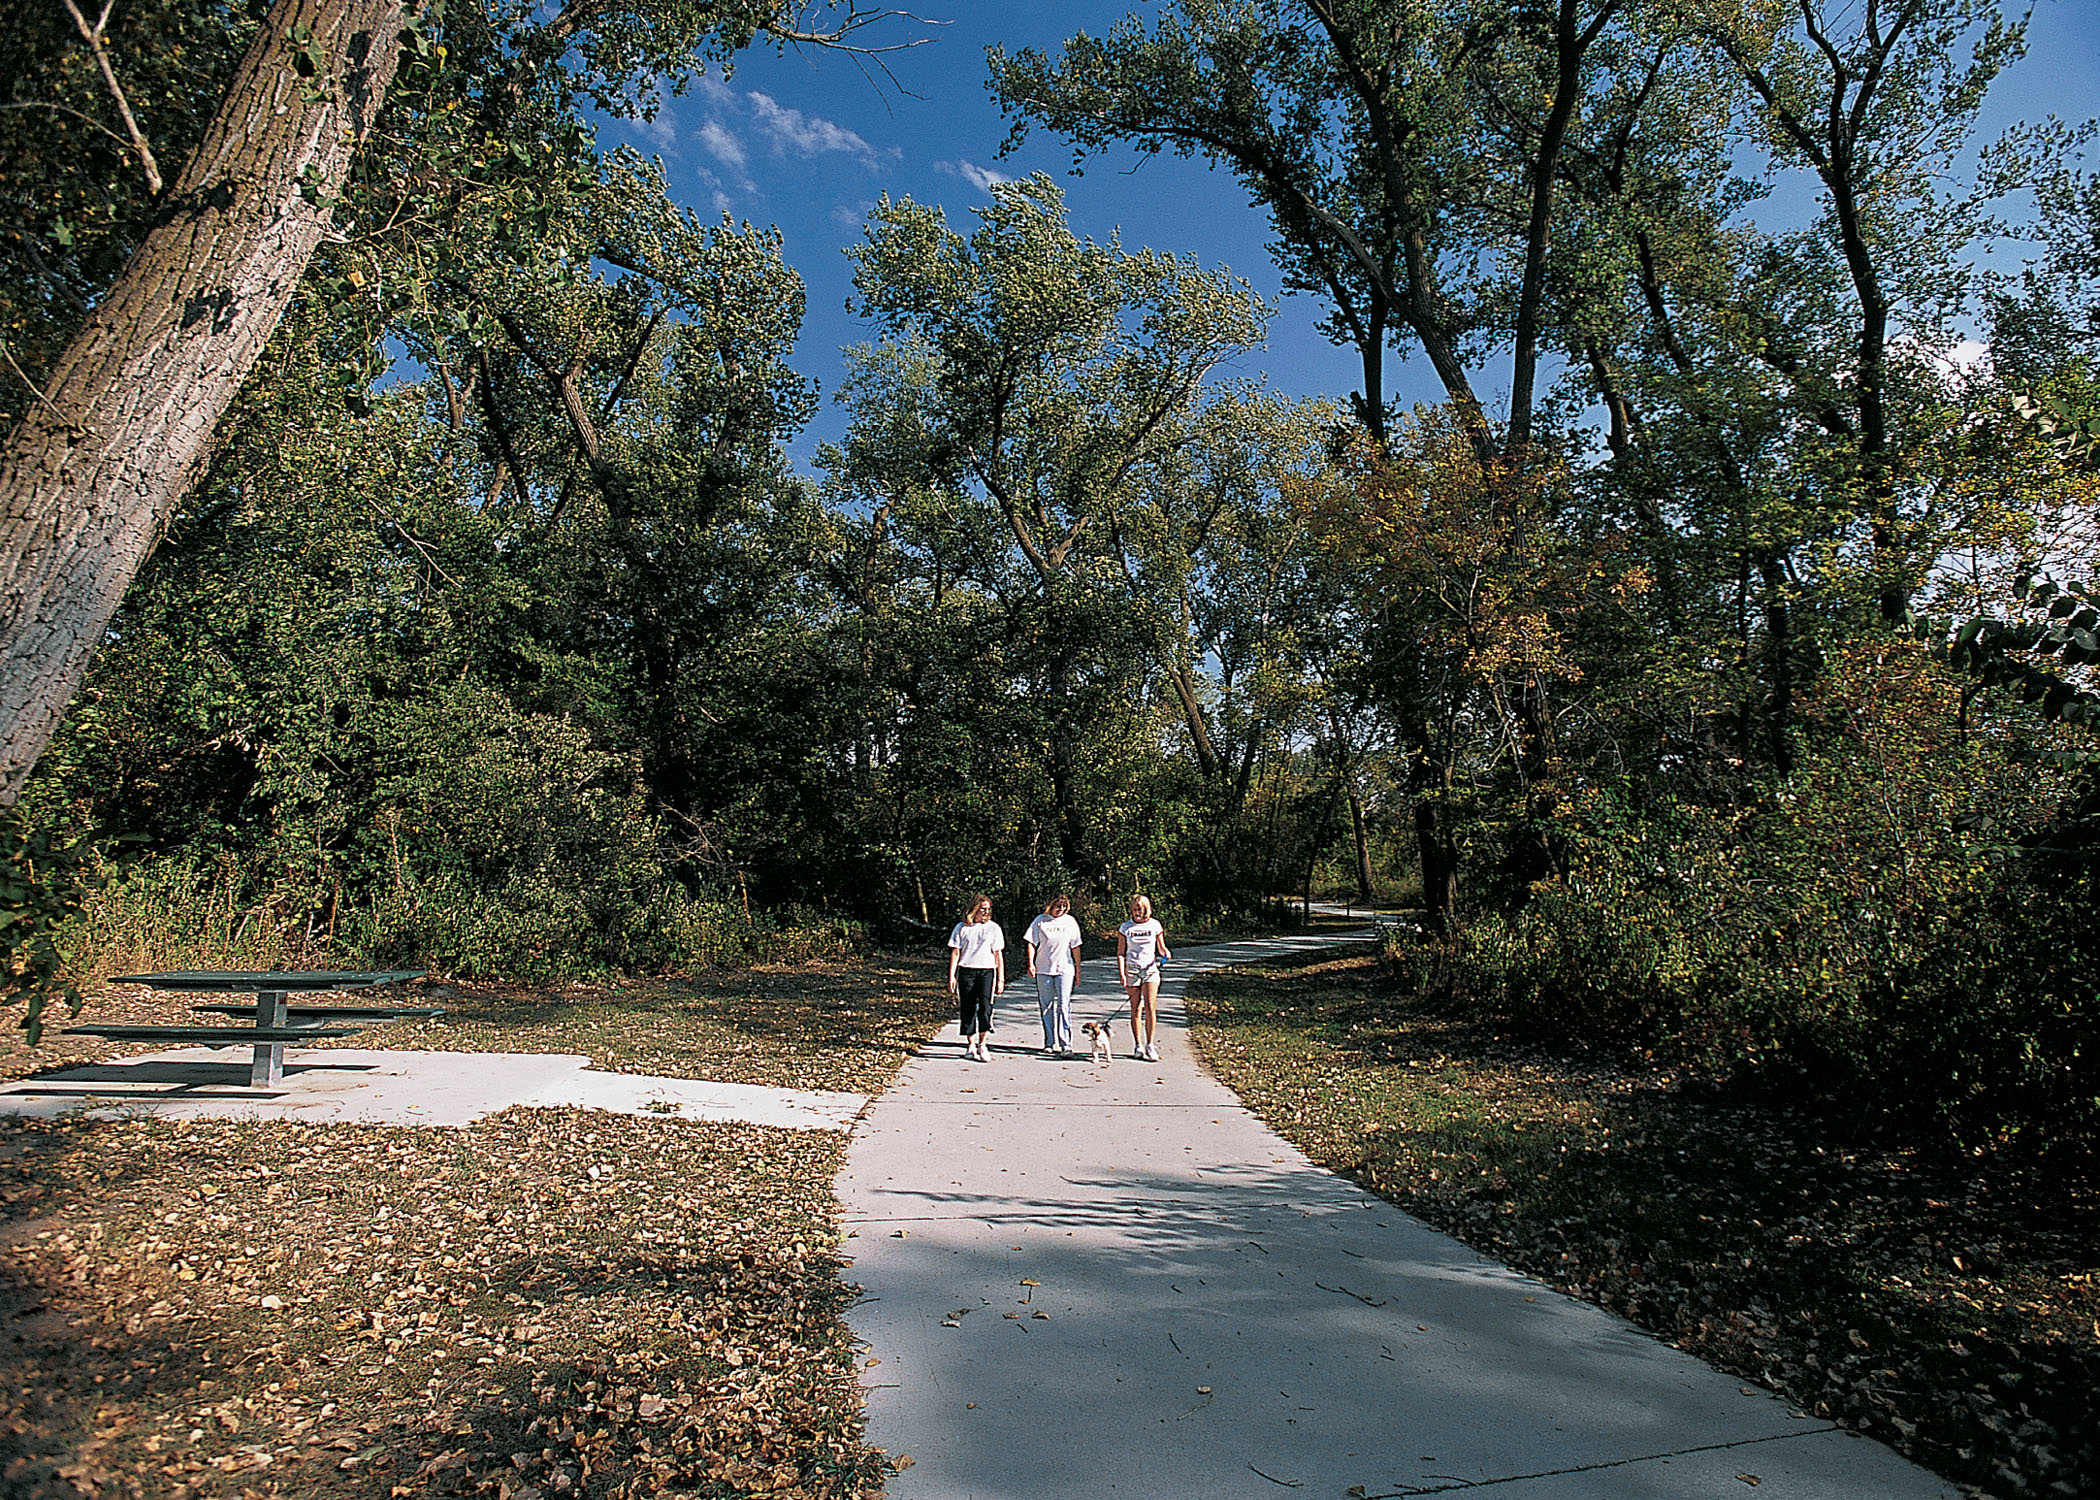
[1418,643,2097,1163]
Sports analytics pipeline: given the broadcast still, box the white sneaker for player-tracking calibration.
[1147,1043,1161,1061]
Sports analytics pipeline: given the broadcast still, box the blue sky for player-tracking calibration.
[599,1,2100,463]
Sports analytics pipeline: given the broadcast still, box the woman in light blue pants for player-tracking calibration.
[1024,893,1083,1057]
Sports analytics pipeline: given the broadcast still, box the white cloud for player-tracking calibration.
[697,119,747,174]
[712,189,735,218]
[1889,331,1992,384]
[1942,338,1990,375]
[938,159,1014,194]
[635,112,678,153]
[832,200,874,231]
[747,91,880,167]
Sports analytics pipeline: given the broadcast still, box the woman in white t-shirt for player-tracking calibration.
[1116,893,1171,1062]
[1024,893,1084,1057]
[947,893,1005,1062]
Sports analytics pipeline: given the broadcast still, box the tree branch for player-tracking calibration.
[57,0,164,195]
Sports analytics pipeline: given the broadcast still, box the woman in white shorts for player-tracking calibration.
[1116,894,1171,1062]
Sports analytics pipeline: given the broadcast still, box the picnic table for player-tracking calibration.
[71,970,435,1087]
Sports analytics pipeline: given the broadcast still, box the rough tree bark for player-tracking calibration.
[1347,774,1374,904]
[0,0,409,805]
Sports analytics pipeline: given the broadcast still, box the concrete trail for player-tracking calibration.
[836,931,1955,1499]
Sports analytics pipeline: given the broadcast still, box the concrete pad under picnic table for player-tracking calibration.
[0,1048,868,1131]
[516,1068,867,1130]
[837,932,1958,1500]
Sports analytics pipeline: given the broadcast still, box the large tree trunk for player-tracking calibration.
[1048,707,1100,887]
[1347,774,1374,904]
[0,0,408,804]
[1406,725,1459,937]
[1413,791,1458,938]
[1757,550,1797,778]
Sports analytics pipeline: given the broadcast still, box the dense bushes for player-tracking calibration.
[1394,645,2097,1163]
[63,847,859,987]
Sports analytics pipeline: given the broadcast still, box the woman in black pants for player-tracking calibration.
[947,893,1006,1062]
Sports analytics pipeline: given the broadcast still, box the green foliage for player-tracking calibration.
[1928,574,2100,732]
[2011,387,2100,467]
[0,808,100,1042]
[1406,645,2097,1160]
[11,0,852,987]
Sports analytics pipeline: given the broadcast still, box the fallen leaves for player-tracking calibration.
[1189,949,2100,1500]
[2,1105,901,1498]
[0,952,956,1500]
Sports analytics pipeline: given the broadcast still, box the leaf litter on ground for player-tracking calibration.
[1,951,952,1498]
[1188,946,2098,1500]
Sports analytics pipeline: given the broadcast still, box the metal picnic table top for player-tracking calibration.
[108,970,427,993]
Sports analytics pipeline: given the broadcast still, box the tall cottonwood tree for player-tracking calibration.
[1703,0,2026,625]
[0,0,411,807]
[991,0,1674,926]
[991,0,1644,455]
[830,177,1269,884]
[0,0,908,807]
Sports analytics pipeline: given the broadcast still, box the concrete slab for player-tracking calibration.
[515,1069,868,1130]
[0,1047,868,1132]
[838,933,1958,1499]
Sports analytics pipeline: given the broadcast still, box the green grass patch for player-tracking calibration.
[1190,947,2098,1500]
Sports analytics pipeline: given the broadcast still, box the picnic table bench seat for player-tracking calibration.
[65,1024,364,1044]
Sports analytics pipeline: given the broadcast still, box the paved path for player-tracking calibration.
[837,932,1956,1499]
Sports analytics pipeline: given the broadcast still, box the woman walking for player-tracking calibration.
[1025,893,1083,1057]
[1117,894,1171,1062]
[947,893,1005,1062]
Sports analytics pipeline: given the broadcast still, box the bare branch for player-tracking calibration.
[766,4,942,58]
[57,0,164,195]
[0,341,67,421]
[0,98,137,157]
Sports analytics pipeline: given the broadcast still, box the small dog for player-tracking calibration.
[1081,1020,1115,1064]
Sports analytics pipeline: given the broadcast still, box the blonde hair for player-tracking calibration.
[1045,893,1071,913]
[963,892,992,920]
[1128,894,1153,920]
